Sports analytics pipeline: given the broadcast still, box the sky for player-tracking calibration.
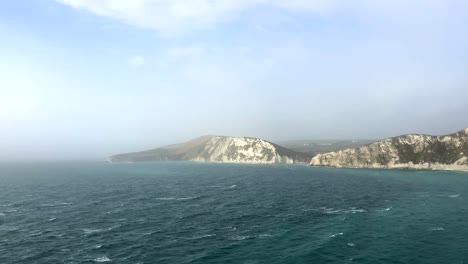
[1,0,468,160]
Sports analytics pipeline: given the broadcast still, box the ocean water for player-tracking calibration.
[0,162,467,264]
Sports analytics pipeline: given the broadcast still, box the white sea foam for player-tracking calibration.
[347,243,356,247]
[224,226,237,231]
[6,226,19,232]
[193,234,216,239]
[438,193,461,198]
[155,197,198,201]
[314,207,342,214]
[107,224,121,231]
[306,207,367,215]
[41,202,71,207]
[94,256,111,262]
[224,185,237,190]
[83,228,104,235]
[330,232,344,238]
[376,207,392,212]
[429,227,445,231]
[0,226,19,232]
[345,209,366,214]
[48,217,57,222]
[31,231,44,237]
[324,209,342,214]
[258,234,272,238]
[231,235,251,241]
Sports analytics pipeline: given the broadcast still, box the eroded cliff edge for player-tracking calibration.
[310,128,468,171]
[110,135,312,164]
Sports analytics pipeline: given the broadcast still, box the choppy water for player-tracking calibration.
[0,162,467,263]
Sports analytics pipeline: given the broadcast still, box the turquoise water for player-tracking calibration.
[0,162,467,263]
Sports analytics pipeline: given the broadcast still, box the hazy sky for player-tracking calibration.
[1,0,468,160]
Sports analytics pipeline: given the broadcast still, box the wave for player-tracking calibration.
[304,207,366,215]
[324,209,343,214]
[376,207,392,212]
[155,196,201,201]
[306,207,342,214]
[258,234,272,239]
[347,243,356,247]
[224,226,237,231]
[41,202,71,208]
[438,194,461,198]
[345,209,366,214]
[48,217,57,222]
[330,232,344,238]
[429,227,445,231]
[230,235,252,241]
[1,226,19,232]
[94,256,111,262]
[193,234,216,240]
[223,185,237,190]
[30,231,44,237]
[83,228,104,235]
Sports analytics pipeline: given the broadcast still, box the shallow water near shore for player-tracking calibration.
[1,161,467,263]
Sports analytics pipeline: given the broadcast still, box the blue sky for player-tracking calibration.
[1,0,468,160]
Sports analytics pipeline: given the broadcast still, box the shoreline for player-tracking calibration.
[309,164,468,173]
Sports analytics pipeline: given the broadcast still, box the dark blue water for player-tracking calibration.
[0,162,467,264]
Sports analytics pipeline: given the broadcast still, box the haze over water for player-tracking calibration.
[1,162,467,263]
[2,1,468,160]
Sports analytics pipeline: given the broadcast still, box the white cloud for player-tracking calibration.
[56,0,338,34]
[128,55,145,68]
[56,0,465,35]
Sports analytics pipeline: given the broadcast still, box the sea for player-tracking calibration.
[0,161,467,264]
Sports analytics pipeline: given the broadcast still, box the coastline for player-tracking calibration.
[310,163,468,173]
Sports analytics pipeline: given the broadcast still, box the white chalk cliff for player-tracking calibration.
[311,128,468,171]
[109,135,311,164]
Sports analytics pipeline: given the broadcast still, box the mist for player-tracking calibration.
[1,0,467,161]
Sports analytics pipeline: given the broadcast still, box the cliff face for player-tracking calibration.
[109,135,311,164]
[310,128,468,171]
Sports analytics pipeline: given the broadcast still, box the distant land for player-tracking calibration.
[110,128,468,171]
[311,128,468,171]
[277,139,375,157]
[109,135,312,164]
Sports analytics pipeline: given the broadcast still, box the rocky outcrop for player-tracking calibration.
[310,128,468,171]
[109,135,311,164]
